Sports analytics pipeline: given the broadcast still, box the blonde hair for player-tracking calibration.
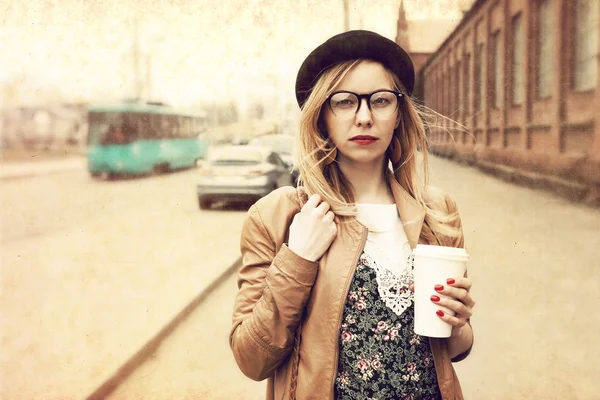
[294,59,461,239]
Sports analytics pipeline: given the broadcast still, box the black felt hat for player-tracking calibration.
[295,30,415,108]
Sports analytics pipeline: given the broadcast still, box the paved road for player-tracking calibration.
[0,166,247,399]
[110,156,600,400]
[107,272,266,400]
[2,156,599,399]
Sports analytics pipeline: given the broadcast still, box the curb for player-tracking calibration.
[475,160,597,205]
[85,257,242,400]
[431,153,599,207]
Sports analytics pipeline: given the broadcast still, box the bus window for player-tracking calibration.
[171,116,180,138]
[102,125,123,144]
[159,115,172,139]
[150,113,160,139]
[121,114,139,143]
[88,113,109,145]
[182,117,192,138]
[88,112,123,145]
[139,113,152,140]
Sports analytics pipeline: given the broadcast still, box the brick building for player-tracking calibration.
[421,0,600,203]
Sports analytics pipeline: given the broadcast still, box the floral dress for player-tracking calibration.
[334,252,442,400]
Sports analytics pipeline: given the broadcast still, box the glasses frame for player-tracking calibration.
[326,90,404,118]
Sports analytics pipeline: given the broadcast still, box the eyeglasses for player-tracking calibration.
[327,90,404,119]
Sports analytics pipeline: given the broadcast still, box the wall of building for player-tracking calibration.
[422,0,600,203]
[410,53,431,78]
[1,103,88,150]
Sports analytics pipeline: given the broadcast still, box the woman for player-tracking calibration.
[230,30,475,399]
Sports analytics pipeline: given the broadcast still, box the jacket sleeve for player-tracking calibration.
[229,204,318,381]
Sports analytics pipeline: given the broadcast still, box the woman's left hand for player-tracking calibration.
[431,277,475,333]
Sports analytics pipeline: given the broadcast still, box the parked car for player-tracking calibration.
[196,145,291,209]
[248,134,299,186]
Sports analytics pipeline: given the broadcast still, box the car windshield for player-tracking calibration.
[208,147,264,165]
[249,135,293,155]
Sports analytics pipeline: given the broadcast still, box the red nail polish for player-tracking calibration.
[435,284,444,291]
[447,278,455,285]
[430,295,440,302]
[436,310,445,317]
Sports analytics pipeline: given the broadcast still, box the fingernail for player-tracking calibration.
[430,295,440,302]
[447,278,455,285]
[434,284,444,291]
[436,310,445,317]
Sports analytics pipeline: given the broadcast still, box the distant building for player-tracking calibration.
[394,1,464,75]
[422,0,599,204]
[394,0,464,96]
[1,103,87,149]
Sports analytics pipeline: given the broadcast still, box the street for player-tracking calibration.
[107,272,266,400]
[1,156,599,399]
[109,156,600,400]
[0,166,247,399]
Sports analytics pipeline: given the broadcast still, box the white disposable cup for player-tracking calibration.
[413,244,469,338]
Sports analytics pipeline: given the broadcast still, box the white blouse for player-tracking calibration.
[356,203,414,317]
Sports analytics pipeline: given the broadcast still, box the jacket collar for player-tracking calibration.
[389,176,425,250]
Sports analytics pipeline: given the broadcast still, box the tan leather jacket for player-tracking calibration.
[230,177,470,399]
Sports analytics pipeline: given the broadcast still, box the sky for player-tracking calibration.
[0,0,471,112]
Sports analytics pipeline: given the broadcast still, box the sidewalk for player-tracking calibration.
[0,156,86,180]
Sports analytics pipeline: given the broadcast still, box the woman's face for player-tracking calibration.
[322,60,400,168]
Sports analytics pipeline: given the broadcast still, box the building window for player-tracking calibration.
[433,77,437,112]
[464,53,472,116]
[537,0,554,98]
[438,73,442,114]
[455,61,461,119]
[492,31,502,109]
[445,67,450,118]
[440,70,445,129]
[574,0,599,91]
[475,43,485,112]
[512,13,525,105]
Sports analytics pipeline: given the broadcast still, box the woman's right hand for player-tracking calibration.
[288,194,337,262]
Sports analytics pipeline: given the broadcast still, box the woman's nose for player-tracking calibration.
[355,98,373,127]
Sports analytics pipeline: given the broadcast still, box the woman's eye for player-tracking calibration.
[371,97,394,108]
[372,98,390,105]
[335,99,356,108]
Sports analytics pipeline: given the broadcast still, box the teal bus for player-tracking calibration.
[87,102,209,177]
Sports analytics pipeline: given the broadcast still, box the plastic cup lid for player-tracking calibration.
[413,244,469,260]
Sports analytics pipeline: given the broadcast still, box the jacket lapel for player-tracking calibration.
[389,177,425,250]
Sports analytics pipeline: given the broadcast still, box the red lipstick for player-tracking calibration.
[350,135,378,146]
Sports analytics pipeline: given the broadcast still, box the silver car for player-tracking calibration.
[196,145,292,209]
[248,134,299,186]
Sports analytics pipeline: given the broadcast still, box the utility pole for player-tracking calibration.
[132,14,141,101]
[343,0,350,31]
[145,54,151,101]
